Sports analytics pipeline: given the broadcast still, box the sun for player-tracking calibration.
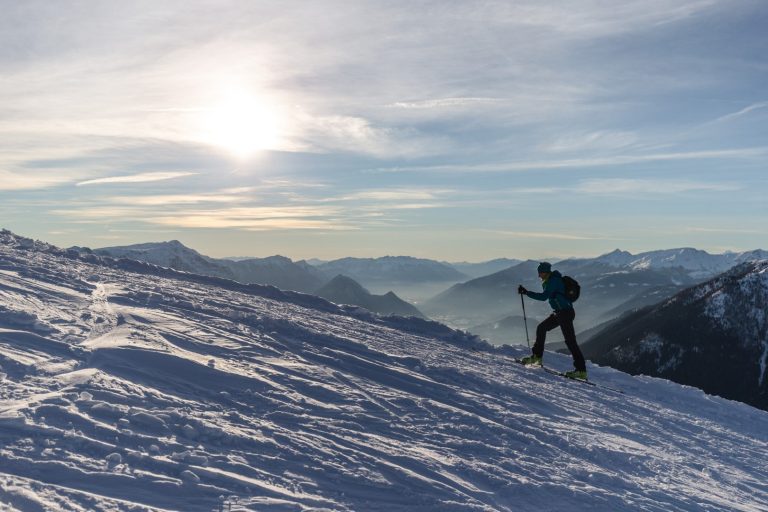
[200,91,282,158]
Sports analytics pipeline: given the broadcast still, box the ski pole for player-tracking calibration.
[521,293,530,349]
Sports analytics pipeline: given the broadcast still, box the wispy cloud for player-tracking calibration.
[76,172,198,186]
[480,179,739,198]
[151,216,354,231]
[376,203,447,210]
[390,98,502,109]
[371,147,768,173]
[508,0,721,37]
[575,178,739,195]
[54,203,353,231]
[147,207,352,231]
[106,194,244,205]
[293,110,449,157]
[486,229,617,241]
[542,131,639,153]
[339,189,448,202]
[258,180,329,190]
[0,171,73,191]
[711,102,768,124]
[687,227,763,234]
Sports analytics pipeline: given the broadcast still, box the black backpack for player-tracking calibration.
[562,275,581,302]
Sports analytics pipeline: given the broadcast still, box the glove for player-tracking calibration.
[518,285,527,295]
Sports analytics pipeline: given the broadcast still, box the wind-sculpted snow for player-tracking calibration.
[1,230,767,511]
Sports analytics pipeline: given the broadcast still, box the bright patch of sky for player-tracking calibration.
[1,0,766,260]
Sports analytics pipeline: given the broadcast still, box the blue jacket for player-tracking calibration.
[525,270,574,311]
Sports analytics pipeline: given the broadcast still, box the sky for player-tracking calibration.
[1,0,766,261]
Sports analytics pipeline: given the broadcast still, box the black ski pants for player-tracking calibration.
[532,308,586,371]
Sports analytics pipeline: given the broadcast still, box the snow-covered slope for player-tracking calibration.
[1,230,767,511]
[94,241,327,293]
[94,240,235,279]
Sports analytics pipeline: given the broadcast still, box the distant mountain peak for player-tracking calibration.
[315,274,424,318]
[596,249,635,266]
[322,274,369,294]
[93,241,325,293]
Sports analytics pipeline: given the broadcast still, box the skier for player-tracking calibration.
[517,262,587,380]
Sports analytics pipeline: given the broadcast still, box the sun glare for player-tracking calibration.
[200,91,282,158]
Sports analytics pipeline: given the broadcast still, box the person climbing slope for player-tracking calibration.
[518,262,587,380]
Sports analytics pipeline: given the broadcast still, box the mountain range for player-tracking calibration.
[1,228,766,510]
[94,240,327,294]
[442,258,522,278]
[315,274,425,318]
[422,249,767,345]
[93,241,426,319]
[593,247,768,278]
[316,256,467,282]
[92,240,767,352]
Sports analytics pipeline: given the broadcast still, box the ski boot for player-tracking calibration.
[520,354,542,366]
[564,369,588,381]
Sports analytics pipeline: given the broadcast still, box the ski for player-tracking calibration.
[512,358,625,394]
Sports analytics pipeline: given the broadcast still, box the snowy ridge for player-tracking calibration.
[583,260,768,411]
[94,241,327,294]
[1,230,767,511]
[594,247,768,278]
[701,262,768,386]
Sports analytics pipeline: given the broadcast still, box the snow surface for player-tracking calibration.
[1,231,767,511]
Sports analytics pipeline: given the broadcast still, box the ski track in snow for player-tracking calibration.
[0,236,767,511]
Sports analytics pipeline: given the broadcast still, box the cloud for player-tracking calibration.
[487,229,615,241]
[575,178,739,195]
[2,0,763,259]
[55,203,354,231]
[76,172,198,186]
[687,227,762,234]
[482,179,738,198]
[150,216,354,231]
[339,189,446,201]
[259,180,329,190]
[52,206,147,220]
[0,0,741,167]
[711,102,768,124]
[371,147,768,173]
[542,131,640,153]
[509,0,720,37]
[390,98,503,110]
[375,203,447,210]
[106,194,244,205]
[146,206,353,231]
[0,171,73,191]
[292,111,448,157]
